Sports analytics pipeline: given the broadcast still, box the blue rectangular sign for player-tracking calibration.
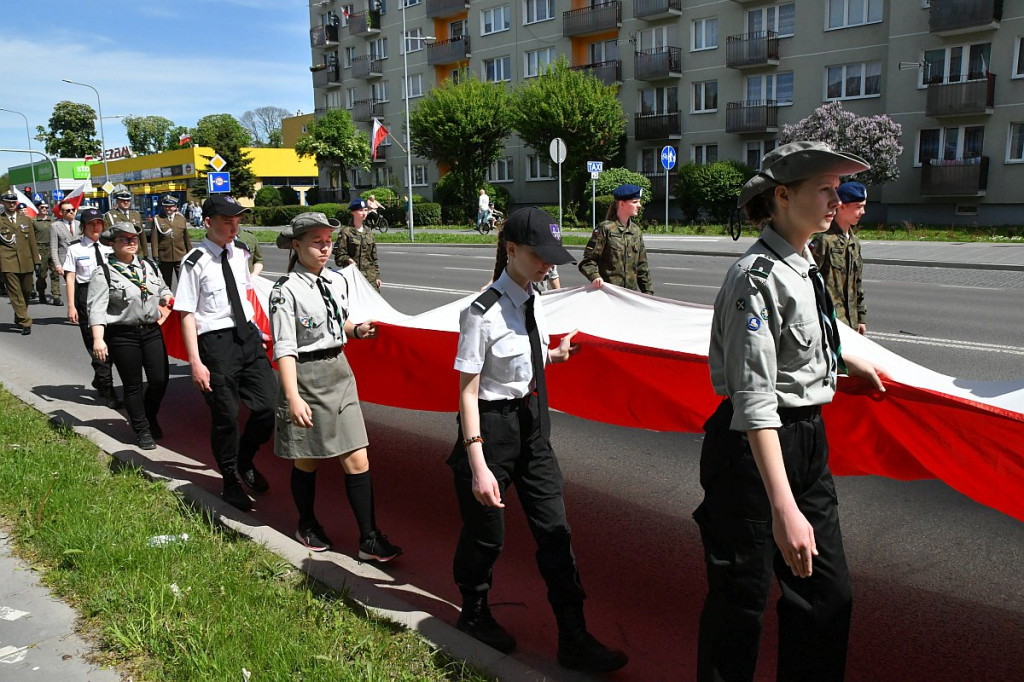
[208,172,231,194]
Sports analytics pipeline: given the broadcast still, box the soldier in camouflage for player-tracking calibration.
[810,181,867,334]
[104,185,151,258]
[578,184,653,295]
[334,198,381,290]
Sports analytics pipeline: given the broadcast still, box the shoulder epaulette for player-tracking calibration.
[183,249,203,268]
[471,287,501,313]
[274,275,289,288]
[747,256,774,279]
[71,237,83,246]
[233,238,250,252]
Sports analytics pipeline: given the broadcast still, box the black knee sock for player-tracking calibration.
[291,467,318,530]
[345,471,376,539]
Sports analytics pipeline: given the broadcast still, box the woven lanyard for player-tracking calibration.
[315,276,343,339]
[111,257,149,301]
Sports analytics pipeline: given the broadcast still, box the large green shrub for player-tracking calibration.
[308,203,345,223]
[278,186,300,205]
[674,160,754,223]
[360,186,396,205]
[251,205,308,226]
[254,186,282,207]
[587,168,652,208]
[413,202,442,226]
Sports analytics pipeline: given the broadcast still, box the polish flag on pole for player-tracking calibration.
[61,179,93,213]
[179,132,192,147]
[371,118,388,160]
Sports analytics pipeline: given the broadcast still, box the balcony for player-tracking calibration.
[428,35,471,66]
[353,99,384,122]
[920,157,989,196]
[635,112,681,140]
[635,47,682,81]
[348,10,380,37]
[371,145,388,162]
[426,0,469,19]
[926,73,995,117]
[930,0,1002,36]
[641,170,678,197]
[727,31,779,69]
[563,1,621,38]
[310,23,340,48]
[352,55,383,79]
[570,60,622,86]
[635,0,681,21]
[726,100,778,133]
[311,64,340,89]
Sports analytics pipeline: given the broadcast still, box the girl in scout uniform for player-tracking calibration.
[271,211,401,561]
[333,198,381,290]
[696,141,888,681]
[87,222,172,451]
[577,184,653,295]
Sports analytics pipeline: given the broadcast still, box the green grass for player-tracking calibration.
[0,388,492,682]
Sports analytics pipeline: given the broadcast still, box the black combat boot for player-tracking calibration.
[456,594,516,654]
[555,603,628,673]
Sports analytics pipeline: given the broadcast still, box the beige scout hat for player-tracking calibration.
[99,221,141,245]
[276,211,341,249]
[737,140,870,209]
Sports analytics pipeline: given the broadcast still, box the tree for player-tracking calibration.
[294,109,370,201]
[409,74,513,221]
[588,167,653,207]
[777,101,903,186]
[34,101,101,158]
[189,114,258,199]
[254,186,282,207]
[674,161,755,223]
[240,106,292,147]
[122,115,181,155]
[512,57,626,208]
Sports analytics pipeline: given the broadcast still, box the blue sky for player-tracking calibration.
[0,0,313,179]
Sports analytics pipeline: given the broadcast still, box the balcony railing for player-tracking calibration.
[930,0,1002,35]
[371,145,387,162]
[926,73,995,117]
[352,55,383,79]
[311,64,340,88]
[727,31,779,69]
[635,0,681,20]
[640,170,678,197]
[635,47,682,81]
[921,157,989,196]
[563,1,621,38]
[348,10,381,37]
[309,23,340,48]
[726,100,779,133]
[570,60,622,86]
[635,112,681,140]
[426,0,469,19]
[353,99,384,122]
[428,35,471,66]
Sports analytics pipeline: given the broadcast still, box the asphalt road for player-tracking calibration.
[1,244,1021,681]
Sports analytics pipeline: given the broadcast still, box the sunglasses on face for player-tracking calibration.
[116,236,139,244]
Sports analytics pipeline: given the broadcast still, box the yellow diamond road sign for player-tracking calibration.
[102,181,115,194]
[209,155,227,172]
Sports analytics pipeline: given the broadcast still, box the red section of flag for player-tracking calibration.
[371,118,388,160]
[179,132,192,146]
[60,179,92,213]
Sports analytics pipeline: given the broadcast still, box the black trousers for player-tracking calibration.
[106,323,169,436]
[74,285,113,391]
[158,262,180,291]
[693,401,851,682]
[197,325,275,477]
[448,394,586,609]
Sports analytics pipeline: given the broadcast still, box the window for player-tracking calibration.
[639,86,678,115]
[827,0,883,30]
[640,148,662,174]
[692,80,718,113]
[401,0,420,6]
[922,43,991,85]
[826,61,881,100]
[326,90,343,109]
[483,56,512,82]
[371,81,388,102]
[524,0,554,24]
[487,156,514,183]
[526,155,554,180]
[746,139,778,169]
[692,144,718,165]
[1014,37,1024,78]
[746,72,793,105]
[482,5,511,35]
[412,164,428,186]
[369,37,387,60]
[404,28,424,53]
[340,4,354,26]
[345,88,357,109]
[917,126,985,165]
[747,4,795,37]
[373,166,395,187]
[344,46,356,67]
[589,39,618,64]
[450,20,466,38]
[525,48,555,77]
[404,74,423,99]
[636,26,667,52]
[692,17,718,51]
[1009,123,1024,162]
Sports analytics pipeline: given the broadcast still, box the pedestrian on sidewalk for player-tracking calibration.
[449,207,628,673]
[578,184,654,295]
[811,181,868,334]
[270,212,402,561]
[173,195,275,511]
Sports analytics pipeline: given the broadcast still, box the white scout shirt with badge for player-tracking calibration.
[708,225,837,432]
[63,236,113,284]
[270,263,349,360]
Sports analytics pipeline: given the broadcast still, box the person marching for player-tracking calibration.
[578,184,654,294]
[235,227,264,277]
[811,181,868,335]
[32,201,61,305]
[333,198,381,290]
[695,141,888,681]
[270,212,402,560]
[87,222,172,450]
[105,185,151,258]
[0,189,41,334]
[450,207,628,673]
[150,194,192,288]
[63,208,121,407]
[173,195,275,511]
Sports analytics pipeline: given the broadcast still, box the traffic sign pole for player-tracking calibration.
[549,138,567,230]
[660,146,677,233]
[587,161,603,233]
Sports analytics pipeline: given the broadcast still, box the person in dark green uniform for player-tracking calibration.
[0,189,41,334]
[104,185,151,258]
[578,184,653,294]
[235,227,264,276]
[810,181,867,334]
[334,198,380,290]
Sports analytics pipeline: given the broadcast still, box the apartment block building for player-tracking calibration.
[308,0,1024,224]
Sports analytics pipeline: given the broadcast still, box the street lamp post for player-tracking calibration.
[62,79,110,186]
[0,108,37,192]
[399,6,433,242]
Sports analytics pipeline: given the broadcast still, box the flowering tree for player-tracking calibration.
[778,101,903,186]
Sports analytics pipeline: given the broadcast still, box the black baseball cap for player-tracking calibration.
[79,208,103,225]
[202,195,252,218]
[502,207,574,265]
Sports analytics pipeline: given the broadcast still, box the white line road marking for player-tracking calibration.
[0,607,29,621]
[658,266,695,271]
[870,332,1024,356]
[384,282,475,296]
[389,251,494,259]
[660,282,719,289]
[0,645,27,664]
[443,266,490,272]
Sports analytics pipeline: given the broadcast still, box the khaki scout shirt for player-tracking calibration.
[150,212,192,264]
[104,208,150,258]
[810,223,866,329]
[0,210,41,273]
[270,262,349,361]
[86,256,172,327]
[709,225,837,432]
[577,217,653,294]
[335,225,379,286]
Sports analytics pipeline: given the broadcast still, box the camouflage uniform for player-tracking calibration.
[235,229,264,274]
[810,222,866,329]
[0,208,41,330]
[33,215,62,303]
[578,217,653,294]
[334,225,379,289]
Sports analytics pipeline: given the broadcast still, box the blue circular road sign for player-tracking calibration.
[660,146,677,170]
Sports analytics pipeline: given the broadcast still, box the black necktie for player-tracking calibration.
[221,248,246,327]
[808,265,841,375]
[524,295,549,440]
[93,243,103,274]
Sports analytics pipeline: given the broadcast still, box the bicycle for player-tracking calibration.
[364,210,389,233]
[477,206,503,234]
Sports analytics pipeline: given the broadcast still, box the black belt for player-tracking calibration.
[479,395,533,414]
[777,404,821,424]
[108,321,160,334]
[297,346,342,363]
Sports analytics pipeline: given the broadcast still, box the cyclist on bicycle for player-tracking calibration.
[365,194,385,224]
[476,188,490,230]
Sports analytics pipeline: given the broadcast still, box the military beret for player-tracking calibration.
[349,198,368,211]
[612,184,643,201]
[276,211,341,249]
[837,181,867,203]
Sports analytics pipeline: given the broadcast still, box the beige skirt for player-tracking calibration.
[274,351,368,460]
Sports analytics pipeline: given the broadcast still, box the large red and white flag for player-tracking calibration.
[60,179,93,213]
[371,118,388,160]
[13,188,38,218]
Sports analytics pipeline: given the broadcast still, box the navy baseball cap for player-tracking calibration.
[202,194,251,218]
[502,207,574,265]
[837,181,867,203]
[79,207,103,225]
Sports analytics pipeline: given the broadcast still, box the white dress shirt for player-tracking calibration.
[173,238,255,335]
[62,236,112,284]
